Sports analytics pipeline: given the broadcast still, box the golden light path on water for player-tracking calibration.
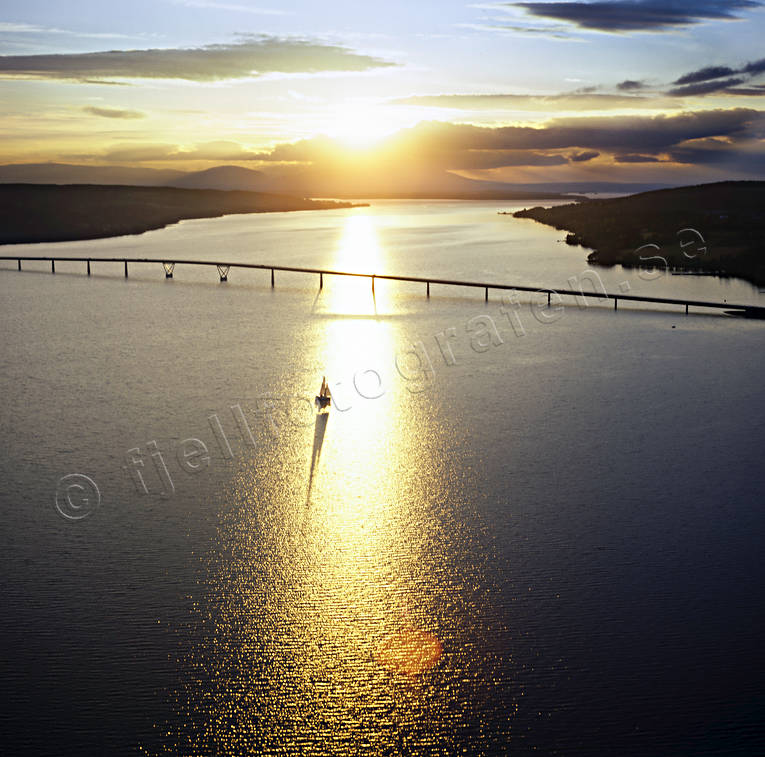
[313,214,443,678]
[153,210,490,755]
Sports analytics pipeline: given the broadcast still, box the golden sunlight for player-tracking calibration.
[323,212,390,316]
[325,105,411,149]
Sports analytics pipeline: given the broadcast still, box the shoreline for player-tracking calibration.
[0,184,367,247]
[512,181,765,288]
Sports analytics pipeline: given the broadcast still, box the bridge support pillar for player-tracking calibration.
[271,268,274,287]
[614,298,617,310]
[87,260,91,276]
[51,259,55,273]
[427,281,430,297]
[124,260,128,278]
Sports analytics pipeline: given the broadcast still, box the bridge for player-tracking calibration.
[2,255,763,319]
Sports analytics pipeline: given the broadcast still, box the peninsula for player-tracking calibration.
[0,184,364,245]
[514,181,765,286]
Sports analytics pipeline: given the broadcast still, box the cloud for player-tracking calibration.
[170,0,290,14]
[408,109,761,152]
[392,91,661,111]
[668,56,765,96]
[668,77,746,96]
[101,144,179,162]
[82,106,145,119]
[175,141,263,160]
[448,150,570,168]
[614,153,661,162]
[0,35,396,82]
[0,22,143,39]
[74,108,765,182]
[616,80,645,91]
[743,57,765,75]
[510,0,760,32]
[674,65,737,85]
[248,108,764,173]
[669,138,765,169]
[459,21,576,39]
[100,140,262,162]
[726,85,765,95]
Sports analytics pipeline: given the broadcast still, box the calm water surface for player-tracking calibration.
[1,201,764,755]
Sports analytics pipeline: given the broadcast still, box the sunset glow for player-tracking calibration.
[0,0,763,190]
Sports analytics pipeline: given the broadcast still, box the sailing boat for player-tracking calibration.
[315,376,331,411]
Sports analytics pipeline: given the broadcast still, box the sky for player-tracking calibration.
[1,0,765,186]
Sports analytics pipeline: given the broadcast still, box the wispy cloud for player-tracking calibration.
[726,85,765,95]
[99,140,262,162]
[82,106,145,119]
[0,35,397,82]
[170,0,292,15]
[0,21,144,39]
[457,21,576,39]
[392,91,669,111]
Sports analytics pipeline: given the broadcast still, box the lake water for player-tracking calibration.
[1,201,764,755]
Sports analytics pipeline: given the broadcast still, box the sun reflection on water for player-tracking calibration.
[149,210,509,755]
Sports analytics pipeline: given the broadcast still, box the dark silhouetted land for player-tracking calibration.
[0,184,363,245]
[514,181,765,286]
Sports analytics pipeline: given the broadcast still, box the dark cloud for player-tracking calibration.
[669,140,765,168]
[82,106,145,119]
[445,150,570,168]
[250,108,764,172]
[414,108,761,152]
[726,85,765,95]
[668,77,746,96]
[614,153,661,162]
[0,36,396,82]
[617,80,645,91]
[742,57,765,75]
[674,65,737,85]
[511,0,759,32]
[668,56,765,96]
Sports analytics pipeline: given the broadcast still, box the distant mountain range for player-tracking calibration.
[0,162,671,199]
[0,162,185,186]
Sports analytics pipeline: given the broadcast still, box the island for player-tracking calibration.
[513,181,765,287]
[0,184,365,245]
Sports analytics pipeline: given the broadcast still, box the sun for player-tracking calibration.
[324,104,410,149]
